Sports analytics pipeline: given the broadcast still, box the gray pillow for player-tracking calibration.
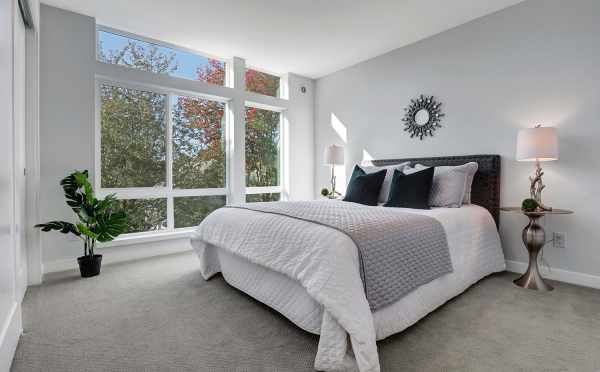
[406,164,471,208]
[416,162,478,204]
[362,162,410,203]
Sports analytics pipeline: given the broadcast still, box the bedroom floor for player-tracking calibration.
[11,252,600,372]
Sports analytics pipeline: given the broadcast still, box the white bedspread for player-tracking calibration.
[191,204,505,372]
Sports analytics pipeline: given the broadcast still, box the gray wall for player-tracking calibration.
[39,5,315,269]
[315,0,600,277]
[40,5,95,264]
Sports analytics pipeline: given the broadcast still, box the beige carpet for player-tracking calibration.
[11,251,600,372]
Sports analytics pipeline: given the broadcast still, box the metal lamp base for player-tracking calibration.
[514,272,553,291]
[514,213,553,291]
[529,160,552,211]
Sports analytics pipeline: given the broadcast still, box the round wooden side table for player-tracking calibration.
[500,207,574,291]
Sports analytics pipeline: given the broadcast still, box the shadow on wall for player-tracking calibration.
[362,149,374,165]
[328,113,380,194]
[329,113,347,193]
[331,113,347,143]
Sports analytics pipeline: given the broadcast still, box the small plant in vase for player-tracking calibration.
[321,187,341,199]
[35,170,128,278]
[521,198,539,212]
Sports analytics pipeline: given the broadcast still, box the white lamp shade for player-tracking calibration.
[516,126,558,162]
[323,144,344,165]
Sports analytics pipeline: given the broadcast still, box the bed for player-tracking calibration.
[190,155,505,372]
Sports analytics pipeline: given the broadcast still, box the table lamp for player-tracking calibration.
[516,125,558,211]
[323,144,344,198]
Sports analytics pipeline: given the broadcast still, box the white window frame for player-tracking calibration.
[95,77,230,236]
[96,25,230,87]
[93,25,291,241]
[244,101,285,201]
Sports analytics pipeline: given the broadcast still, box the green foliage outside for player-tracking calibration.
[245,107,280,187]
[174,196,226,228]
[246,193,281,203]
[99,38,281,232]
[117,199,167,233]
[100,85,167,188]
[171,96,226,189]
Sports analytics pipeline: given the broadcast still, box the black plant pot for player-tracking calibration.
[77,254,102,278]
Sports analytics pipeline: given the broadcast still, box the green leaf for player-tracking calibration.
[61,171,86,214]
[76,223,99,239]
[35,221,81,236]
[95,211,128,242]
[96,194,118,213]
[73,171,95,205]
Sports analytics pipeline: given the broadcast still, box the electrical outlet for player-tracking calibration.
[553,232,566,249]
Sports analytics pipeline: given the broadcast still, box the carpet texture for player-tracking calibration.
[11,251,600,372]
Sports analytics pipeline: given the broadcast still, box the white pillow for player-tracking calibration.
[414,162,478,204]
[362,162,410,203]
[405,164,470,208]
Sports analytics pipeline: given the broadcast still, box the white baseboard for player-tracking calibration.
[0,302,22,372]
[505,260,600,290]
[43,238,193,275]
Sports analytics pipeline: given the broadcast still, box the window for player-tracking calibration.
[245,106,282,200]
[98,29,225,85]
[246,68,280,97]
[245,106,280,187]
[96,26,289,238]
[171,95,226,189]
[117,199,167,234]
[246,193,281,203]
[98,80,228,234]
[100,84,167,188]
[174,196,226,228]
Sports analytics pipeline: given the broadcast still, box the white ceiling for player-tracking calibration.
[41,0,526,79]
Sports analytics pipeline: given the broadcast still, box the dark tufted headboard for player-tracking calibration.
[371,155,501,227]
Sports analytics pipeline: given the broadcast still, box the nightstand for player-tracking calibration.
[500,207,573,291]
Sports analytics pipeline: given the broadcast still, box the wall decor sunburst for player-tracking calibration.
[402,95,444,140]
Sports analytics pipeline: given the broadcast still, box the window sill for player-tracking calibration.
[99,229,195,248]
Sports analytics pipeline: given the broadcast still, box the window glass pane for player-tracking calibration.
[117,198,167,234]
[174,195,226,228]
[246,193,280,203]
[171,96,226,189]
[100,84,166,188]
[245,69,280,97]
[98,30,225,85]
[245,107,280,187]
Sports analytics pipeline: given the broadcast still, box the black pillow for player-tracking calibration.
[384,167,434,209]
[343,165,387,206]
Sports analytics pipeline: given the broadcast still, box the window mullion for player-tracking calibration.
[228,57,247,205]
[94,81,102,191]
[166,92,174,231]
[225,102,232,204]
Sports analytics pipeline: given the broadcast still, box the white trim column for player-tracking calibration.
[228,56,246,204]
[25,0,42,285]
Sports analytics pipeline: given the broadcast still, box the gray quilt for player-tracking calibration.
[226,200,452,311]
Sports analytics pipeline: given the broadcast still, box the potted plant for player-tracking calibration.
[521,198,540,212]
[321,187,341,199]
[35,170,127,278]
